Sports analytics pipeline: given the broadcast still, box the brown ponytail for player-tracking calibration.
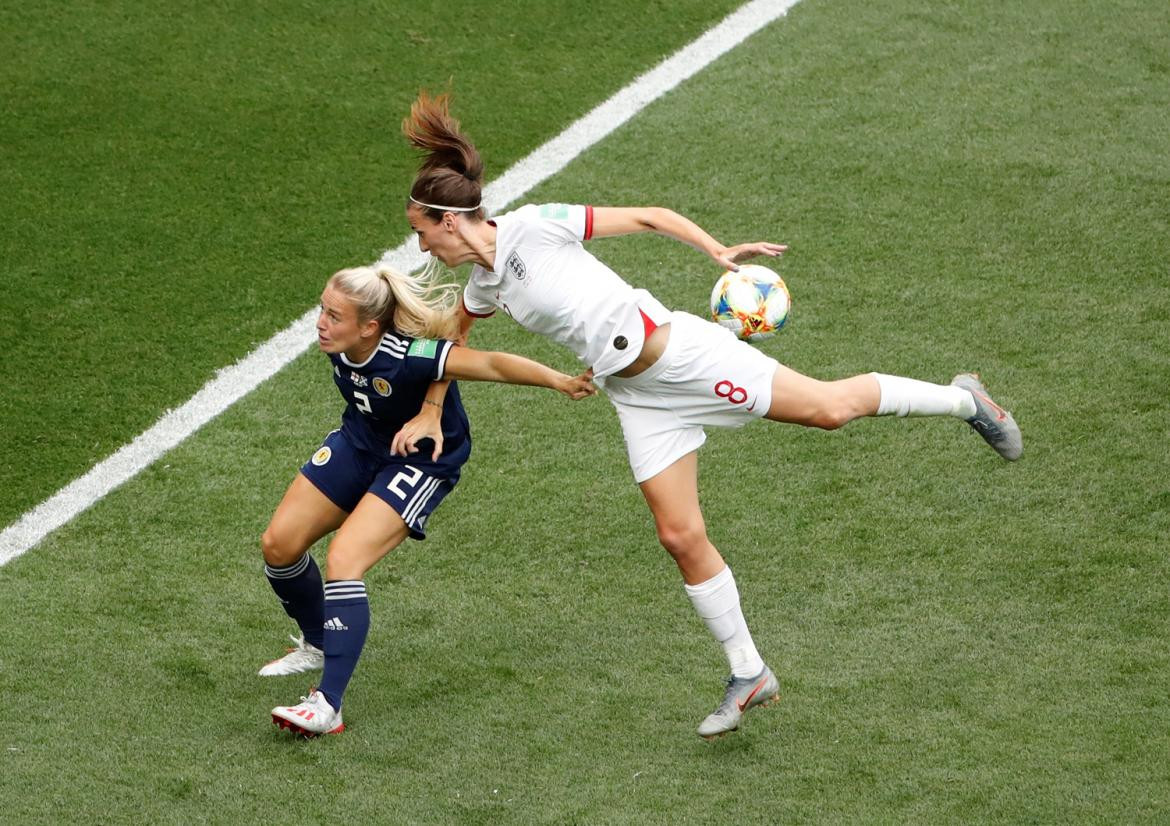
[403,91,485,220]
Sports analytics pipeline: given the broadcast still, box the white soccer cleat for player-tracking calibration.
[951,373,1023,461]
[271,690,344,736]
[697,665,780,740]
[258,635,324,677]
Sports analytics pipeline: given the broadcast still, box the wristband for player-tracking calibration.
[423,399,443,409]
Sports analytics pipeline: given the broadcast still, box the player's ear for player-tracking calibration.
[442,211,458,231]
[359,317,382,340]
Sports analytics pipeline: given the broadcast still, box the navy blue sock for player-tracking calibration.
[264,554,325,649]
[318,580,371,712]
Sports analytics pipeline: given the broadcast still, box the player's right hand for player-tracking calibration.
[390,412,445,460]
[717,242,788,271]
[561,369,596,400]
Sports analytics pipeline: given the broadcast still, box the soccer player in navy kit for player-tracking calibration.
[396,92,1023,740]
[264,264,594,736]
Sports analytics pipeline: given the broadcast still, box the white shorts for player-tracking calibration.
[601,311,779,483]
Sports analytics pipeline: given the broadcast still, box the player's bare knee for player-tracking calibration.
[261,528,302,567]
[656,521,708,561]
[818,404,854,430]
[808,391,861,430]
[259,527,277,562]
[324,545,368,581]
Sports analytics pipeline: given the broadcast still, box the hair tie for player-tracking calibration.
[409,195,481,213]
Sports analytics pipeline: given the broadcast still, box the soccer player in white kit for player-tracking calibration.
[396,92,1022,739]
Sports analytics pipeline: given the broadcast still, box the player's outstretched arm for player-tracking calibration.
[443,347,596,400]
[589,206,787,271]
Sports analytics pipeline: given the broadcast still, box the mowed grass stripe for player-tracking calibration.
[2,1,1167,823]
[0,0,801,566]
[0,0,747,528]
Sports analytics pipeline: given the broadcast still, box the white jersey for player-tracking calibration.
[462,203,671,378]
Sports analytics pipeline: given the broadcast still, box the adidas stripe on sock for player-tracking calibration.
[318,580,371,713]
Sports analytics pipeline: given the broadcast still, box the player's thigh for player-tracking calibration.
[263,473,348,565]
[638,452,723,583]
[325,494,411,580]
[639,451,702,528]
[765,364,878,427]
[763,363,837,424]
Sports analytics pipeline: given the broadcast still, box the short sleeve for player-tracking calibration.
[404,338,455,381]
[533,203,593,243]
[462,281,497,318]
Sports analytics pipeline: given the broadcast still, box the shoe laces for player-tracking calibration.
[719,671,765,702]
[296,689,324,708]
[712,677,741,713]
[725,673,754,690]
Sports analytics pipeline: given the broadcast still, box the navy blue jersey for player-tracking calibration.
[328,331,470,475]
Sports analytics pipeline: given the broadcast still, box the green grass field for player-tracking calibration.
[2,0,1169,823]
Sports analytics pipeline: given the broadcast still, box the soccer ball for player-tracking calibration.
[709,264,791,341]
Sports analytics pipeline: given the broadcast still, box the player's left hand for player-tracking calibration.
[717,242,788,271]
[391,409,444,460]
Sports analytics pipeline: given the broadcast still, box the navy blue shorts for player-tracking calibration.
[300,430,457,540]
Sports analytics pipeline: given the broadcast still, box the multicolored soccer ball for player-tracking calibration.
[709,264,791,341]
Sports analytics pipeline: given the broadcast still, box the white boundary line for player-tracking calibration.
[0,0,800,567]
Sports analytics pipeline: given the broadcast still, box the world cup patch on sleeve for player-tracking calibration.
[539,204,569,219]
[407,339,439,359]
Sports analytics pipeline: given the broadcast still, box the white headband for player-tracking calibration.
[409,196,482,213]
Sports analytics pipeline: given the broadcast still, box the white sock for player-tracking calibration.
[684,565,765,679]
[872,373,976,418]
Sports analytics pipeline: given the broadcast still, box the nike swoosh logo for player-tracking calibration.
[737,677,768,711]
[974,390,1007,422]
[746,399,757,413]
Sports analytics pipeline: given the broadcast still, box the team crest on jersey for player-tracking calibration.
[372,377,391,397]
[311,446,332,466]
[505,250,526,281]
[349,371,368,387]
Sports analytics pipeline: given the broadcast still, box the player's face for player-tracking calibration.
[317,286,374,357]
[407,205,461,266]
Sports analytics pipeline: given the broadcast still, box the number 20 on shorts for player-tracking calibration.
[714,380,747,405]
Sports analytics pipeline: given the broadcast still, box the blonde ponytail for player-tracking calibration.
[328,265,460,341]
